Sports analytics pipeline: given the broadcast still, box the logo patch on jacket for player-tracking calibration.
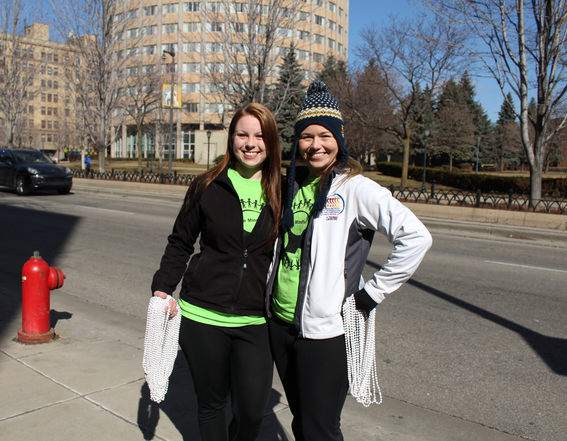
[322,193,344,219]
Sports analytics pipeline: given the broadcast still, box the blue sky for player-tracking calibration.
[348,0,504,122]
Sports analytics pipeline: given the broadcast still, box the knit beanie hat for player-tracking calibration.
[281,79,349,229]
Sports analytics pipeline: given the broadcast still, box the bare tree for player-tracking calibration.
[204,0,302,113]
[354,15,466,186]
[0,0,39,149]
[120,61,161,172]
[417,0,567,203]
[50,0,130,173]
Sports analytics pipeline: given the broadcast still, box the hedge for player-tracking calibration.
[376,162,567,197]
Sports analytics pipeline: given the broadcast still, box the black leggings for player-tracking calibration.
[179,317,273,441]
[268,316,349,441]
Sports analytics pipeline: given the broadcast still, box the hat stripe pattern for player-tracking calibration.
[296,107,343,122]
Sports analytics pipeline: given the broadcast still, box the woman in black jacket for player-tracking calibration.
[151,103,282,441]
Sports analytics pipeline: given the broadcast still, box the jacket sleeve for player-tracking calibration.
[354,178,432,304]
[150,200,202,295]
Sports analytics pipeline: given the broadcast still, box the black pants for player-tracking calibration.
[179,317,273,441]
[268,316,349,441]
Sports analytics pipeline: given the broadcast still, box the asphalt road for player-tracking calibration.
[1,188,566,441]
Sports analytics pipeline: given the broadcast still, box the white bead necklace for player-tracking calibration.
[143,295,181,403]
[342,295,382,407]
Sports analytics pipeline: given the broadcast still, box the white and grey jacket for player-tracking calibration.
[270,169,432,340]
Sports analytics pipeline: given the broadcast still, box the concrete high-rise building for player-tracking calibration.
[112,0,349,165]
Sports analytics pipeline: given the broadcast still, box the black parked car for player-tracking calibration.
[0,149,73,196]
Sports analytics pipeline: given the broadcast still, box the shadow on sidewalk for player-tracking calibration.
[0,204,79,340]
[367,259,567,376]
[137,351,290,440]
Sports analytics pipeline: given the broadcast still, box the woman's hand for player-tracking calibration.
[153,291,179,318]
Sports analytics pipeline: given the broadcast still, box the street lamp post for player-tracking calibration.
[206,130,212,170]
[421,128,430,192]
[475,136,481,174]
[29,135,32,149]
[162,50,176,176]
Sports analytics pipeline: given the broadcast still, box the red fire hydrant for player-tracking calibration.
[18,251,66,344]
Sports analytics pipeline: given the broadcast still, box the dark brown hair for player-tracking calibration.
[182,103,282,244]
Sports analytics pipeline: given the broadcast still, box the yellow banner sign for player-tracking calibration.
[162,84,182,108]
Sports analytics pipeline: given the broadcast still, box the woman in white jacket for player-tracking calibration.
[268,80,433,441]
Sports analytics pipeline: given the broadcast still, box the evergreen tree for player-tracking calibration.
[497,92,516,125]
[267,46,306,155]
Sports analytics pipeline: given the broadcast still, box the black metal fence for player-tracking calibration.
[73,170,567,215]
[389,184,567,215]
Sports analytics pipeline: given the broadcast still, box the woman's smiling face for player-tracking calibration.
[298,124,339,178]
[232,114,267,180]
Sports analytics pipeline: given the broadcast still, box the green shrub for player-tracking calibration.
[376,162,567,197]
[213,154,225,165]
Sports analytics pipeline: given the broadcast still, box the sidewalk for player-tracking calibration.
[0,287,523,441]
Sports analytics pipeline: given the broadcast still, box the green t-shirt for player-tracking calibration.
[272,176,320,323]
[178,168,267,327]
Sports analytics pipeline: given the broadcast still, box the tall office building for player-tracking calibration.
[113,0,349,165]
[0,23,82,160]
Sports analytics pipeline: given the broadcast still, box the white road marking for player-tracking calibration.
[485,260,567,274]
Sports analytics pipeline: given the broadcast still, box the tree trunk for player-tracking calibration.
[400,135,410,187]
[449,155,453,172]
[137,122,144,172]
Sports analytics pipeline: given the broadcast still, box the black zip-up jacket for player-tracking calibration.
[151,167,275,316]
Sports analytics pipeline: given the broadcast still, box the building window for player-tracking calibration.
[127,8,139,19]
[233,22,247,33]
[161,43,178,54]
[183,42,201,53]
[183,63,200,73]
[183,132,195,159]
[184,22,201,32]
[162,23,178,33]
[182,82,200,93]
[328,38,335,49]
[41,107,46,115]
[232,2,248,13]
[47,121,52,129]
[313,53,324,63]
[41,120,46,128]
[329,2,336,12]
[297,30,310,41]
[144,5,157,15]
[144,25,157,35]
[186,103,199,113]
[297,50,309,61]
[208,2,224,12]
[127,28,139,39]
[314,34,324,45]
[315,15,324,26]
[47,94,52,102]
[316,0,325,7]
[206,103,224,113]
[47,134,52,142]
[209,22,223,32]
[300,11,310,22]
[29,119,33,126]
[185,2,200,12]
[65,109,70,116]
[53,81,58,89]
[143,45,156,55]
[127,48,139,58]
[53,94,58,103]
[338,25,343,35]
[207,42,223,53]
[41,93,46,101]
[47,107,52,115]
[329,20,336,31]
[163,3,179,14]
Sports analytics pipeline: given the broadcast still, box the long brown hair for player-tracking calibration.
[182,103,282,244]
